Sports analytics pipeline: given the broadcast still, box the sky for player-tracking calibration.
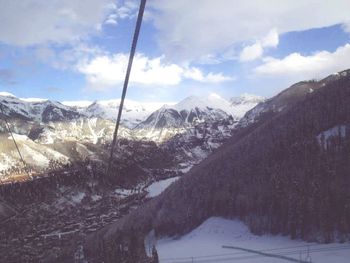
[0,0,350,103]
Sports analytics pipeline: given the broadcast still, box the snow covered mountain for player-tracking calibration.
[0,91,261,178]
[0,92,170,128]
[134,93,263,141]
[1,91,261,137]
[81,99,167,128]
[0,92,81,122]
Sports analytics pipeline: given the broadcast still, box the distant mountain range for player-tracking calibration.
[0,91,263,179]
[0,91,263,129]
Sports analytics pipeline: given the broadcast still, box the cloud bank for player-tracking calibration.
[255,43,350,81]
[77,53,233,89]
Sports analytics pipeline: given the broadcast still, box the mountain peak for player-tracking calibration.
[169,94,231,113]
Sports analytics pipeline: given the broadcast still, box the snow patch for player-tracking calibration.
[317,125,347,149]
[180,166,192,173]
[192,146,208,159]
[115,188,134,197]
[71,192,86,203]
[146,177,180,198]
[91,195,102,202]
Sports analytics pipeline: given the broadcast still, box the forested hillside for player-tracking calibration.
[82,70,350,263]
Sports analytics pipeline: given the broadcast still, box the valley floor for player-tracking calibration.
[154,217,350,263]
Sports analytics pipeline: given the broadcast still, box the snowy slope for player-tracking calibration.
[146,177,180,198]
[154,217,350,263]
[0,132,69,172]
[33,118,130,144]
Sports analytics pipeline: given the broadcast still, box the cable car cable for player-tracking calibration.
[106,0,147,177]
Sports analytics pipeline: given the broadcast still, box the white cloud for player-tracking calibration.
[254,43,350,80]
[205,72,234,83]
[240,43,264,62]
[0,0,115,46]
[149,0,350,62]
[239,29,279,62]
[77,53,232,89]
[103,0,139,26]
[105,14,118,25]
[184,67,233,83]
[262,29,279,48]
[78,54,183,87]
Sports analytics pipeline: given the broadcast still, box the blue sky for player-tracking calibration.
[1,0,350,102]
